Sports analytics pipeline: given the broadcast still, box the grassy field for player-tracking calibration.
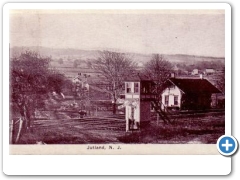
[12,112,224,144]
[120,114,224,144]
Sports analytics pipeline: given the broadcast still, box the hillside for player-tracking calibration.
[10,46,225,65]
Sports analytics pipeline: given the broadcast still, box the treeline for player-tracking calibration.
[174,60,225,72]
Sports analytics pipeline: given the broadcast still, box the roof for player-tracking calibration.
[168,78,221,94]
[205,69,215,72]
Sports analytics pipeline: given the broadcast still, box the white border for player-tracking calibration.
[2,2,232,10]
[3,3,231,175]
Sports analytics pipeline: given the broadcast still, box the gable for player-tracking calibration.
[162,84,182,96]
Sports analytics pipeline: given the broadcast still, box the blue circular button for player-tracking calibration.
[217,135,238,156]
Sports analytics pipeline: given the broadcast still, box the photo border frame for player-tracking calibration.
[2,2,231,175]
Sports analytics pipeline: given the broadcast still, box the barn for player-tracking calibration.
[161,77,222,111]
[204,68,216,75]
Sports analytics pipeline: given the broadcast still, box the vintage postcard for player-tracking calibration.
[3,2,232,175]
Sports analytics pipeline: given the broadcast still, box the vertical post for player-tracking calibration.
[95,106,98,116]
[216,93,218,108]
[157,113,159,126]
[126,106,129,132]
[16,118,23,143]
[10,119,14,144]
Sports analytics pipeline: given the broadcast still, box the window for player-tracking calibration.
[165,95,169,105]
[141,82,151,93]
[126,82,132,93]
[174,95,178,105]
[134,82,139,93]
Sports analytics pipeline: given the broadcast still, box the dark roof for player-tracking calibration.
[168,78,221,94]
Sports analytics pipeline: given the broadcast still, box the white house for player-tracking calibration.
[204,68,215,75]
[161,77,221,111]
[191,69,199,75]
[161,84,182,110]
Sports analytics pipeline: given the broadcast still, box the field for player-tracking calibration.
[12,112,224,144]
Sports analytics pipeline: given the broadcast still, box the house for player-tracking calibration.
[191,69,199,75]
[204,68,215,75]
[161,77,221,110]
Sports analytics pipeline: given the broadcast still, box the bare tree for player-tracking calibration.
[58,58,64,64]
[216,68,225,95]
[143,54,173,123]
[92,51,136,114]
[10,51,67,143]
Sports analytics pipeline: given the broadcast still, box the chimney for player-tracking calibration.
[200,74,203,79]
[171,72,175,78]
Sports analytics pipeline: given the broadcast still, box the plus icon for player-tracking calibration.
[221,139,233,151]
[217,135,238,156]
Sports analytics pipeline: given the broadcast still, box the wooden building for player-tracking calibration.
[124,75,155,131]
[161,77,221,110]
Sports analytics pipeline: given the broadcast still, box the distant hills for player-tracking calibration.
[10,46,225,65]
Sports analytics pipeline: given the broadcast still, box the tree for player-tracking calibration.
[10,51,67,143]
[143,54,173,123]
[92,51,136,114]
[58,58,64,64]
[47,73,66,94]
[216,68,225,94]
[73,59,79,67]
[10,51,51,103]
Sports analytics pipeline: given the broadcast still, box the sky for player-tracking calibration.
[10,10,225,57]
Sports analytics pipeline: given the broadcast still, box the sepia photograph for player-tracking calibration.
[8,8,225,154]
